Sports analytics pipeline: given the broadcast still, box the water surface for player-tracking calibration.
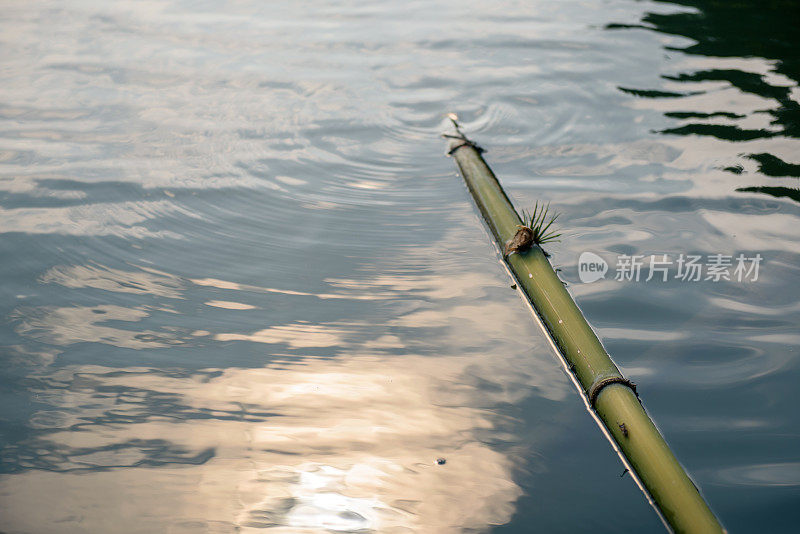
[1,1,799,532]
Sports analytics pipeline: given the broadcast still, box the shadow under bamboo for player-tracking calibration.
[445,129,724,534]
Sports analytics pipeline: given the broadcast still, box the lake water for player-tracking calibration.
[1,1,799,532]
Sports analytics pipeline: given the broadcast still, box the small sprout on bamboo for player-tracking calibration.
[503,201,562,258]
[520,201,561,245]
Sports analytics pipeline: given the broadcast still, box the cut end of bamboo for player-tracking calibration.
[443,113,473,153]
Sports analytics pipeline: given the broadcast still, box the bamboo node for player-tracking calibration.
[588,376,638,407]
[444,135,485,155]
[442,115,485,154]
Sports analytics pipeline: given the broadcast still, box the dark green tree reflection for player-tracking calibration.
[608,0,800,201]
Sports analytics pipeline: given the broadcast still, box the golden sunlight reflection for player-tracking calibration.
[205,300,257,310]
[215,323,345,348]
[0,352,540,533]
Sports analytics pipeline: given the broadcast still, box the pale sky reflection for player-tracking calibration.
[13,304,177,349]
[41,263,185,298]
[5,225,570,532]
[0,199,197,238]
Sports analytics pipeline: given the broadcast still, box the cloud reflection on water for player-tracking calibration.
[6,224,570,532]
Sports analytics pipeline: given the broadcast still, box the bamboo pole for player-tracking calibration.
[445,128,724,534]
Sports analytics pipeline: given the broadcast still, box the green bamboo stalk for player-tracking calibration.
[445,128,724,534]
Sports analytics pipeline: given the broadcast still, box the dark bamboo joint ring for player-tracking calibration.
[588,376,638,407]
[443,134,485,155]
